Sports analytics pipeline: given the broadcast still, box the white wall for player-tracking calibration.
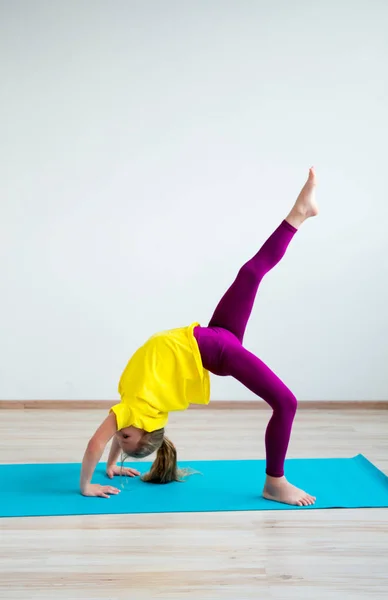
[1,0,387,401]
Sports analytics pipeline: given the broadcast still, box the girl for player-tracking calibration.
[80,168,318,506]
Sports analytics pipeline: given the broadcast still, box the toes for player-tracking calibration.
[302,496,310,505]
[305,496,316,506]
[298,496,315,507]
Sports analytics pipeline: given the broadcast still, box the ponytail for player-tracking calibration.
[123,429,197,484]
[142,437,180,484]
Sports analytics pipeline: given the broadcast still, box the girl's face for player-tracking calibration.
[116,426,145,454]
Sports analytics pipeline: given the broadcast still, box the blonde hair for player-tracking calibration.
[123,428,188,484]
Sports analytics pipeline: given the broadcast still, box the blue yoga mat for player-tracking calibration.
[0,455,387,518]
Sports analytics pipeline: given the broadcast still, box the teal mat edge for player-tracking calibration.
[353,453,388,483]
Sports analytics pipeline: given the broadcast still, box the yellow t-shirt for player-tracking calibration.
[110,323,210,432]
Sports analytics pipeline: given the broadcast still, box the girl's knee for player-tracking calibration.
[273,388,297,416]
[284,390,298,415]
[238,262,263,285]
[287,391,298,414]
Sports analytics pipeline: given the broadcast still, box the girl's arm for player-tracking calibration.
[80,412,119,498]
[107,435,121,469]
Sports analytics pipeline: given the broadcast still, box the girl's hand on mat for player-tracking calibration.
[106,464,141,479]
[82,483,120,498]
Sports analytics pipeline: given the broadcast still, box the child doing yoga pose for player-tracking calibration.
[80,168,318,506]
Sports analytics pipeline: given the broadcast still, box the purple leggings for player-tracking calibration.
[193,220,298,478]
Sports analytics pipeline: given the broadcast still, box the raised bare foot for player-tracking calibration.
[286,167,319,228]
[263,475,316,507]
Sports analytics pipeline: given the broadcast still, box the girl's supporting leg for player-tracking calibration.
[220,344,297,479]
[195,318,316,507]
[195,329,296,477]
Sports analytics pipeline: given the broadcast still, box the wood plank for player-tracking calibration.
[0,399,387,410]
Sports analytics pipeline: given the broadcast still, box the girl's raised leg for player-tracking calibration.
[207,168,318,342]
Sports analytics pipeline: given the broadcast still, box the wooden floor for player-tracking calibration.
[0,407,387,599]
